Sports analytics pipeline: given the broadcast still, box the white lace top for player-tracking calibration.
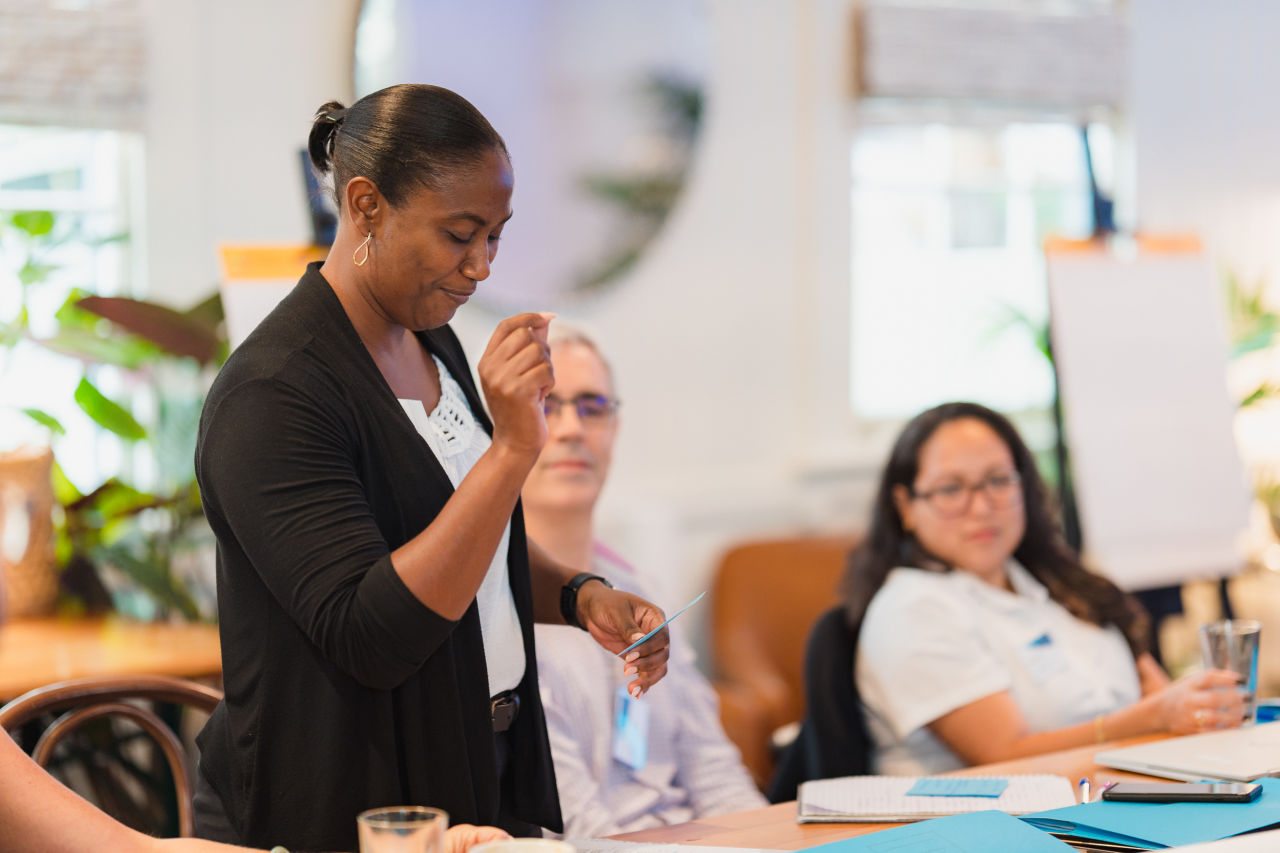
[398,355,526,696]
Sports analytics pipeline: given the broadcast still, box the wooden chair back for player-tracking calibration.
[710,533,859,787]
[0,674,222,837]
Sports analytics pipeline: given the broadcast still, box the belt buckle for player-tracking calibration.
[491,692,520,732]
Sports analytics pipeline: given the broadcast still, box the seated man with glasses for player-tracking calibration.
[843,402,1244,775]
[524,327,765,838]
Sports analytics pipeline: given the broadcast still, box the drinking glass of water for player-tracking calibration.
[357,806,447,853]
[1199,619,1261,723]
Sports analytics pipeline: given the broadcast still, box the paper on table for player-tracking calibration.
[799,810,1075,852]
[797,774,1075,823]
[905,777,1009,798]
[1021,777,1280,849]
[616,591,706,657]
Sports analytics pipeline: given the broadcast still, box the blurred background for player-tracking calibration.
[3,0,1280,687]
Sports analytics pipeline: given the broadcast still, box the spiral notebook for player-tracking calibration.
[796,774,1077,823]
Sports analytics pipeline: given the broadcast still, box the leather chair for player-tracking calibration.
[0,674,223,836]
[710,533,860,788]
[766,604,872,802]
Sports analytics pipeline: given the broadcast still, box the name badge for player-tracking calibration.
[1019,632,1069,684]
[612,685,650,770]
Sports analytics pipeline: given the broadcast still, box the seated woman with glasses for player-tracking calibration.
[844,402,1244,775]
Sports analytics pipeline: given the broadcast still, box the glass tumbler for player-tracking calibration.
[356,806,447,853]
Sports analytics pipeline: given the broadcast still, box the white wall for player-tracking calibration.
[356,0,713,313]
[449,1,873,648]
[142,0,359,308]
[452,0,870,597]
[1132,0,1280,283]
[1130,0,1280,513]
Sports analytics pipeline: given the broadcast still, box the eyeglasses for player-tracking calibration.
[910,471,1022,518]
[542,393,620,425]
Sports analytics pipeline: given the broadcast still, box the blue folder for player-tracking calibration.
[801,810,1074,852]
[1020,778,1280,849]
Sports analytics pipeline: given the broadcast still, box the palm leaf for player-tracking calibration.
[76,295,223,365]
[73,377,147,441]
[10,210,54,236]
[51,459,83,506]
[1239,383,1280,408]
[21,407,65,434]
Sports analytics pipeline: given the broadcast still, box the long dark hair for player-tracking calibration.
[307,83,508,208]
[841,402,1150,659]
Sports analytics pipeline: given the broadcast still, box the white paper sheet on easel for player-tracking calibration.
[218,246,325,350]
[1046,248,1251,590]
[220,279,296,348]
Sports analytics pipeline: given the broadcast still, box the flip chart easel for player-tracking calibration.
[218,244,327,348]
[1045,236,1251,590]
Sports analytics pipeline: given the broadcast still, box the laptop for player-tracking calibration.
[1096,722,1280,782]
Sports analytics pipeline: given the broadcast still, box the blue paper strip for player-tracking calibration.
[1021,778,1280,849]
[907,777,1009,798]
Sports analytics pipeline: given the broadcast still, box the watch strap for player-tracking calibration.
[560,572,613,630]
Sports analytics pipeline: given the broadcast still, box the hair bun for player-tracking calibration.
[307,100,348,174]
[306,84,508,210]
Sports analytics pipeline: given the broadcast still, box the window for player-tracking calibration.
[849,121,1112,422]
[0,124,143,488]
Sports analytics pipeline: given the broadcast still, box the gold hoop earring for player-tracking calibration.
[353,232,372,267]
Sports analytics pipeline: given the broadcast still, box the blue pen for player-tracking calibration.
[1079,777,1091,804]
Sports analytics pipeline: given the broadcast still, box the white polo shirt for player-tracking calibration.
[855,561,1141,775]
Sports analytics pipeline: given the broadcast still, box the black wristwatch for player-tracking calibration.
[560,572,613,630]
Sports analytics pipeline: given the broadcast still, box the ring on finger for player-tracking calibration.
[1194,707,1210,728]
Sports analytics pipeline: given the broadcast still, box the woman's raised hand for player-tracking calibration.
[1155,669,1247,734]
[478,312,556,458]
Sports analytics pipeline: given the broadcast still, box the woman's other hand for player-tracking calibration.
[579,584,671,697]
[479,312,556,458]
[1154,669,1247,734]
[445,823,511,853]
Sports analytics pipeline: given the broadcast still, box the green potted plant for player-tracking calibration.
[1222,269,1280,539]
[1,208,226,621]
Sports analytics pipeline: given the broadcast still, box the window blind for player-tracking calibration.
[856,2,1126,112]
[0,0,145,130]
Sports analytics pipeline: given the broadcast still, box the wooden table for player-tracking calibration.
[0,617,222,700]
[612,736,1167,850]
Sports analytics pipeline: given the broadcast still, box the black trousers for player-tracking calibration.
[193,730,541,842]
[192,767,239,844]
[492,729,542,838]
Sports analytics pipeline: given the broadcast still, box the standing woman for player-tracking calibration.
[193,84,670,851]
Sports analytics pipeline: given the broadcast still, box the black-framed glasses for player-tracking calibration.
[542,393,620,425]
[911,470,1022,518]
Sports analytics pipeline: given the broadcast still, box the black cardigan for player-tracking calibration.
[194,263,562,850]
